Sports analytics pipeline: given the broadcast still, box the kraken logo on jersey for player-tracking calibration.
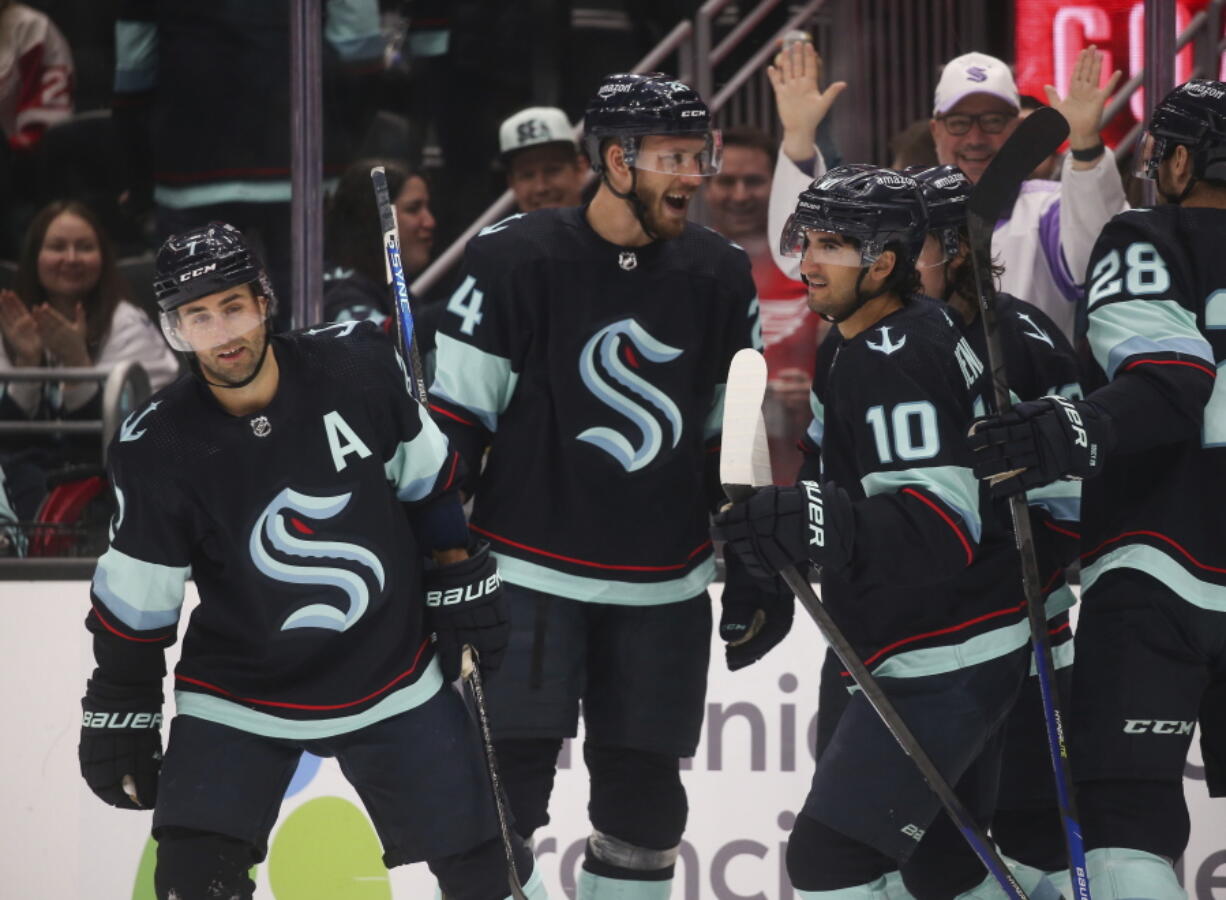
[250,487,387,633]
[577,318,684,472]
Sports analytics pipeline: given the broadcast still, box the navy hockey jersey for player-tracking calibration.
[87,322,462,738]
[1078,206,1222,602]
[803,298,1030,677]
[428,207,760,605]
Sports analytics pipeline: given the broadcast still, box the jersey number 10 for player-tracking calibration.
[865,401,940,465]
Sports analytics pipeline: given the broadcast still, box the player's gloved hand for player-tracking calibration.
[720,551,794,671]
[713,480,854,580]
[968,395,1111,498]
[79,677,164,810]
[424,541,510,682]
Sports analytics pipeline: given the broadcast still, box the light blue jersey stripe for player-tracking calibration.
[807,390,825,447]
[861,465,981,542]
[176,658,444,739]
[324,0,383,62]
[431,333,519,433]
[494,552,715,606]
[385,403,451,501]
[1026,478,1081,523]
[92,547,189,631]
[1089,300,1213,380]
[114,21,157,92]
[1083,543,1226,613]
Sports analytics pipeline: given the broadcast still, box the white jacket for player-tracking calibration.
[1,300,179,417]
[767,146,1129,340]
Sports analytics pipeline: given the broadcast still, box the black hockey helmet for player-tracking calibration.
[1137,79,1226,185]
[781,165,929,267]
[153,222,275,313]
[582,73,720,175]
[909,164,972,263]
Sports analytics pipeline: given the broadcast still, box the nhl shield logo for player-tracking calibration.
[250,415,271,437]
[618,251,638,271]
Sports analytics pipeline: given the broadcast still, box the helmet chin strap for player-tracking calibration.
[189,327,272,391]
[602,152,660,242]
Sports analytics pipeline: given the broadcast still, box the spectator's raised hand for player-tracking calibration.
[0,289,44,366]
[1044,45,1122,154]
[31,302,90,367]
[768,39,847,163]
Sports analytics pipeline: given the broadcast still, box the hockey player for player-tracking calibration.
[969,79,1226,900]
[428,73,762,898]
[76,223,543,900]
[716,166,1034,900]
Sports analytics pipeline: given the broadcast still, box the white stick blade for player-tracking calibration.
[721,348,773,489]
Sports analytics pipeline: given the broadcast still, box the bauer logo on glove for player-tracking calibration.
[426,570,502,607]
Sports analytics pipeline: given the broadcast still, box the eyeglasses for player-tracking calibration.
[937,112,1016,136]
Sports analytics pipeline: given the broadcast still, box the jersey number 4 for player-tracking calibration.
[447,275,485,335]
[865,401,939,465]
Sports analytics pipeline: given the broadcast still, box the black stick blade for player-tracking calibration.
[967,107,1070,224]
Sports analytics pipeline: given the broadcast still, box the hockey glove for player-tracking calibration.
[79,677,163,810]
[713,480,854,580]
[720,551,794,671]
[424,541,510,682]
[968,395,1111,498]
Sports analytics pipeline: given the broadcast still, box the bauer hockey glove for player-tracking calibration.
[713,480,854,581]
[720,550,794,671]
[424,541,510,682]
[79,677,163,810]
[968,395,1111,498]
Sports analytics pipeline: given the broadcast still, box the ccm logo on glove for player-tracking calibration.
[803,480,825,548]
[82,711,163,729]
[426,572,502,607]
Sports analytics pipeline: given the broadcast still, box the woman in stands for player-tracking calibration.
[323,157,437,325]
[0,200,177,523]
[0,199,178,420]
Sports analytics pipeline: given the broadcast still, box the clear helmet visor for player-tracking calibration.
[916,228,961,269]
[780,216,876,267]
[628,130,723,176]
[159,302,267,354]
[1135,133,1167,180]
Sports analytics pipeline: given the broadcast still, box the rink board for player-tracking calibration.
[2,581,1224,899]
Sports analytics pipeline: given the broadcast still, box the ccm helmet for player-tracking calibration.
[909,164,972,263]
[583,73,720,176]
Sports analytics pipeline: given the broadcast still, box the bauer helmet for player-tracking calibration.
[1136,79,1226,186]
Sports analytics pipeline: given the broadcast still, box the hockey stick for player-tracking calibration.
[965,106,1091,900]
[372,167,528,900]
[720,349,1030,900]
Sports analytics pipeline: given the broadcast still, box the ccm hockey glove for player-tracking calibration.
[79,677,163,810]
[969,395,1111,498]
[424,541,510,682]
[713,480,854,580]
[720,551,793,671]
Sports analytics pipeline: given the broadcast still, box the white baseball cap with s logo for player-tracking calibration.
[933,52,1020,116]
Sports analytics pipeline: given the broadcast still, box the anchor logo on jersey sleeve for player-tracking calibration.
[249,486,387,632]
[576,318,685,472]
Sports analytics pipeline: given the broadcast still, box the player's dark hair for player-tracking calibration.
[878,240,923,298]
[327,157,422,283]
[12,200,128,358]
[947,229,1004,302]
